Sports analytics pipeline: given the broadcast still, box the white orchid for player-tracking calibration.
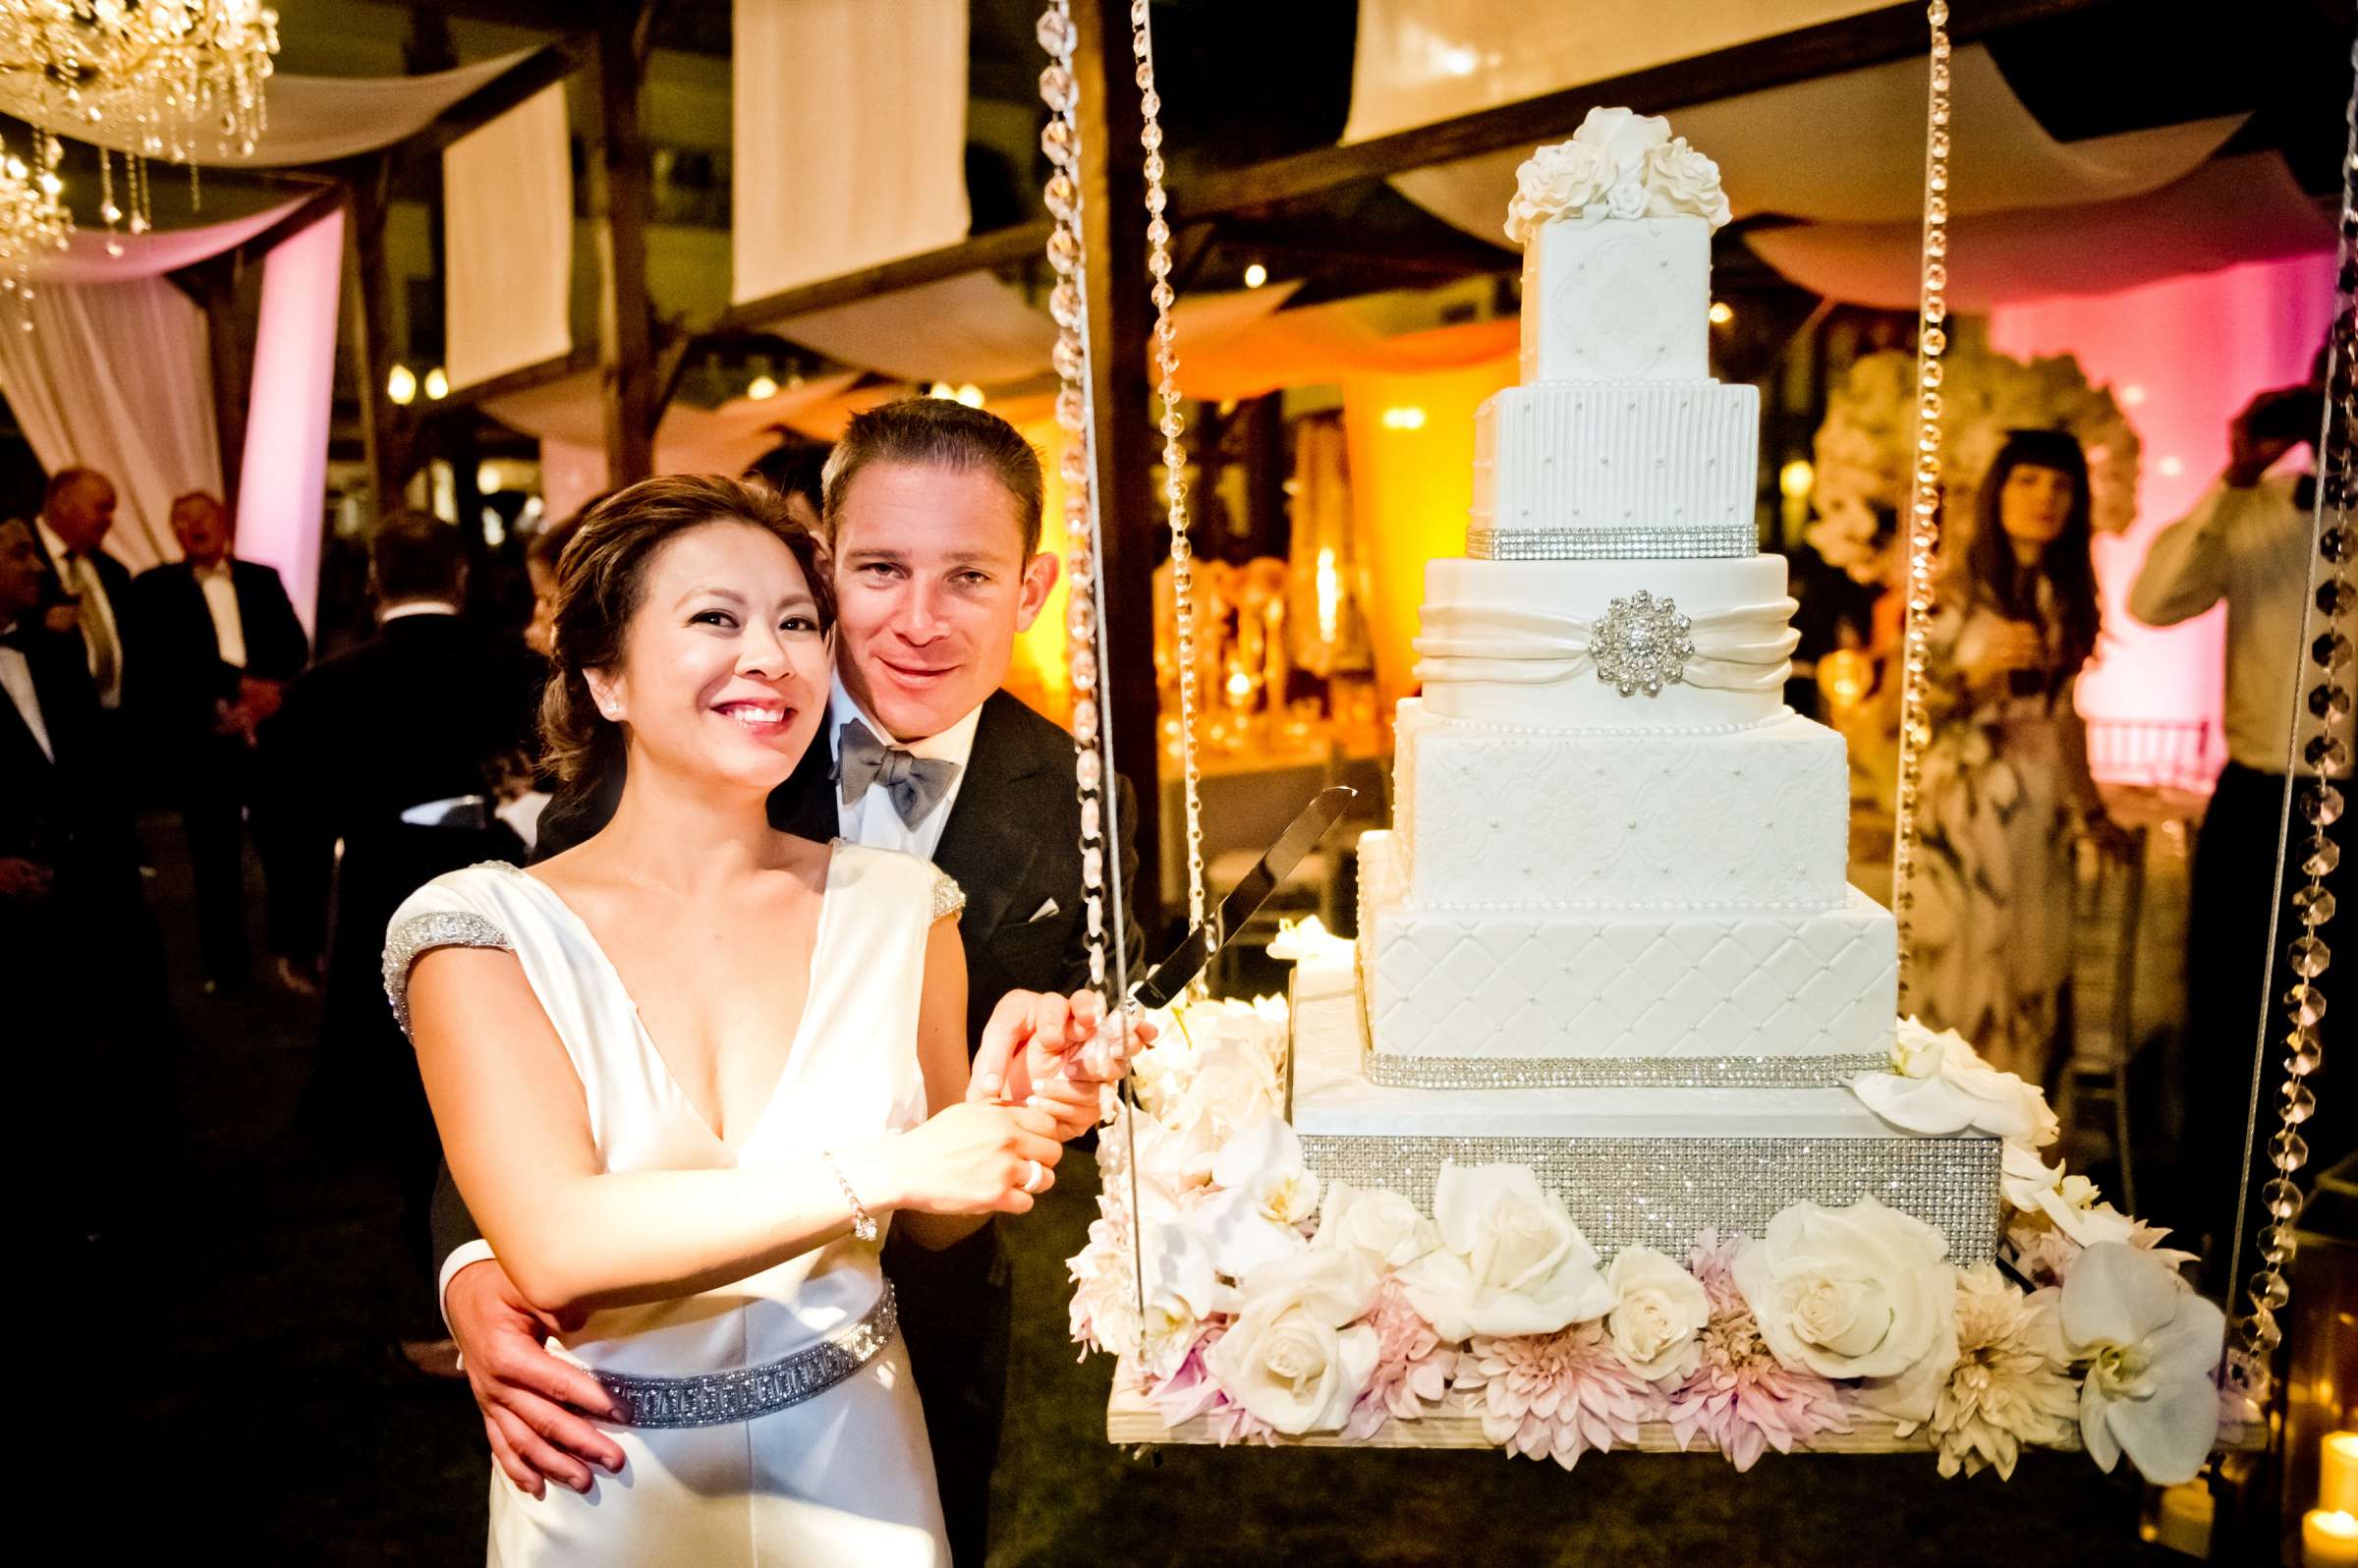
[1853,1018,2059,1145]
[2045,1243,2224,1485]
[1198,1115,1319,1279]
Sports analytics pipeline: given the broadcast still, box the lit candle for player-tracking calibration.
[2307,1509,2358,1568]
[2327,1433,2358,1516]
[2150,1482,2213,1555]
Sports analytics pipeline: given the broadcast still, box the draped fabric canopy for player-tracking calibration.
[28,196,309,284]
[0,49,539,168]
[0,277,223,570]
[444,85,575,391]
[731,0,972,304]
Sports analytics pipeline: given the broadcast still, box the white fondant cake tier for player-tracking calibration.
[1391,707,1849,911]
[1359,836,1896,1079]
[1287,961,1998,1261]
[1419,555,1792,729]
[1471,380,1759,558]
[1520,214,1711,383]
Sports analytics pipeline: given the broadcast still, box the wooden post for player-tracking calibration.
[1071,0,1164,940]
[590,1,658,484]
[348,155,414,522]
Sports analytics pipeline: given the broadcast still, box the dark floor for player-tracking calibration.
[112,815,2179,1565]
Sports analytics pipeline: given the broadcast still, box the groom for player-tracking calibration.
[432,399,1139,1567]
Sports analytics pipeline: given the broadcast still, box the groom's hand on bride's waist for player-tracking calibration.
[968,987,1153,1142]
[445,1259,624,1498]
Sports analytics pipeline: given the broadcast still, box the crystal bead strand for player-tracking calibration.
[1128,0,1208,942]
[1035,0,1111,996]
[1889,1,1953,1013]
[2228,51,2357,1389]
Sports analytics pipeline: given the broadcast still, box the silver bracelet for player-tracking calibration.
[821,1149,879,1243]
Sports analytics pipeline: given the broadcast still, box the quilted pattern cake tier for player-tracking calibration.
[1361,836,1897,1084]
[1400,708,1850,912]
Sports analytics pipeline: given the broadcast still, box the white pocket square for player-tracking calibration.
[1027,897,1061,924]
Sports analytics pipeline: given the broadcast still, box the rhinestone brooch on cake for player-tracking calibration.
[1593,589,1695,697]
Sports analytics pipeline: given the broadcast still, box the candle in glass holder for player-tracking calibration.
[2307,1509,2358,1568]
[2328,1433,2358,1516]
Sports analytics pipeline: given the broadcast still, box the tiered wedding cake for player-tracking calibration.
[1289,109,1997,1260]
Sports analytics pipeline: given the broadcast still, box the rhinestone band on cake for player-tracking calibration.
[1467,523,1756,560]
[1361,1050,1892,1091]
[1296,1134,2002,1262]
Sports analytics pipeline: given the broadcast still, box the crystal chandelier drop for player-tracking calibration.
[0,1,281,248]
[0,127,69,313]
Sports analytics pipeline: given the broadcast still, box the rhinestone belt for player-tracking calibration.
[591,1281,898,1429]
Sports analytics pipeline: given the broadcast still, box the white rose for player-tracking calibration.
[1399,1162,1615,1341]
[1204,1249,1381,1434]
[1603,179,1650,220]
[1314,1181,1438,1273]
[1571,105,1672,173]
[1731,1198,1960,1415]
[1604,1246,1712,1383]
[1199,1115,1319,1278]
[1505,140,1612,246]
[1641,138,1731,229]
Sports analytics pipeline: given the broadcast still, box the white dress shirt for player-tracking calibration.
[2129,472,2347,773]
[826,673,982,861]
[0,620,51,761]
[35,515,123,709]
[437,673,991,1316]
[379,599,462,624]
[195,560,248,670]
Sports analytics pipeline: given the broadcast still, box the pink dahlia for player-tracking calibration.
[1454,1318,1657,1470]
[1665,1228,1855,1471]
[1146,1323,1277,1447]
[1342,1280,1454,1440]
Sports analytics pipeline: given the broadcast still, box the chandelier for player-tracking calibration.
[0,1,280,261]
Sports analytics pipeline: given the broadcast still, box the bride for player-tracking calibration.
[386,475,1125,1565]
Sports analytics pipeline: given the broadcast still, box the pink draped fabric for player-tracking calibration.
[234,210,345,636]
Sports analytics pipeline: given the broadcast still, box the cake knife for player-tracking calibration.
[1127,784,1357,1011]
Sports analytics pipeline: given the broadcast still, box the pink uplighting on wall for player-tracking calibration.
[1988,251,2334,789]
[234,208,344,636]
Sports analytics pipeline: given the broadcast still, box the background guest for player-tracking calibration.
[256,510,542,1371]
[745,437,829,532]
[1911,429,2107,1085]
[129,491,309,991]
[30,467,133,717]
[0,516,167,1251]
[2130,342,2350,1290]
[521,504,592,660]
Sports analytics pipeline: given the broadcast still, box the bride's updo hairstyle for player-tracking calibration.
[540,473,833,784]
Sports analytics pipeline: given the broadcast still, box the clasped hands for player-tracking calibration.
[966,985,1151,1141]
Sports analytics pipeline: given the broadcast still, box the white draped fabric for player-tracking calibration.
[28,197,309,284]
[0,50,538,167]
[1745,153,2334,310]
[1344,0,1886,143]
[0,276,222,570]
[234,211,345,635]
[730,0,971,303]
[1370,41,2243,242]
[444,85,574,390]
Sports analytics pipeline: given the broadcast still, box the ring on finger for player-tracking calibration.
[1021,1157,1046,1194]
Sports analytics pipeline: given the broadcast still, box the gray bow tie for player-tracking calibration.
[836,717,960,825]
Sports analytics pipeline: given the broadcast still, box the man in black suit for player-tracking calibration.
[30,468,134,719]
[0,517,159,1248]
[257,511,542,1361]
[434,403,1141,1565]
[129,492,309,989]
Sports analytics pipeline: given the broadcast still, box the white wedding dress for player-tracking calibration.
[386,842,958,1567]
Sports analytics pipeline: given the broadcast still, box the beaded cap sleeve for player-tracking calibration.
[383,864,519,1039]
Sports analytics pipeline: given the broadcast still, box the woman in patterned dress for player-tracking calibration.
[1912,430,2108,1083]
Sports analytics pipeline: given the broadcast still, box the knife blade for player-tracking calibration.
[1126,785,1356,1011]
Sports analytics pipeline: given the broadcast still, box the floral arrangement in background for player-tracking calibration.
[1808,338,2143,586]
[1072,999,2235,1484]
